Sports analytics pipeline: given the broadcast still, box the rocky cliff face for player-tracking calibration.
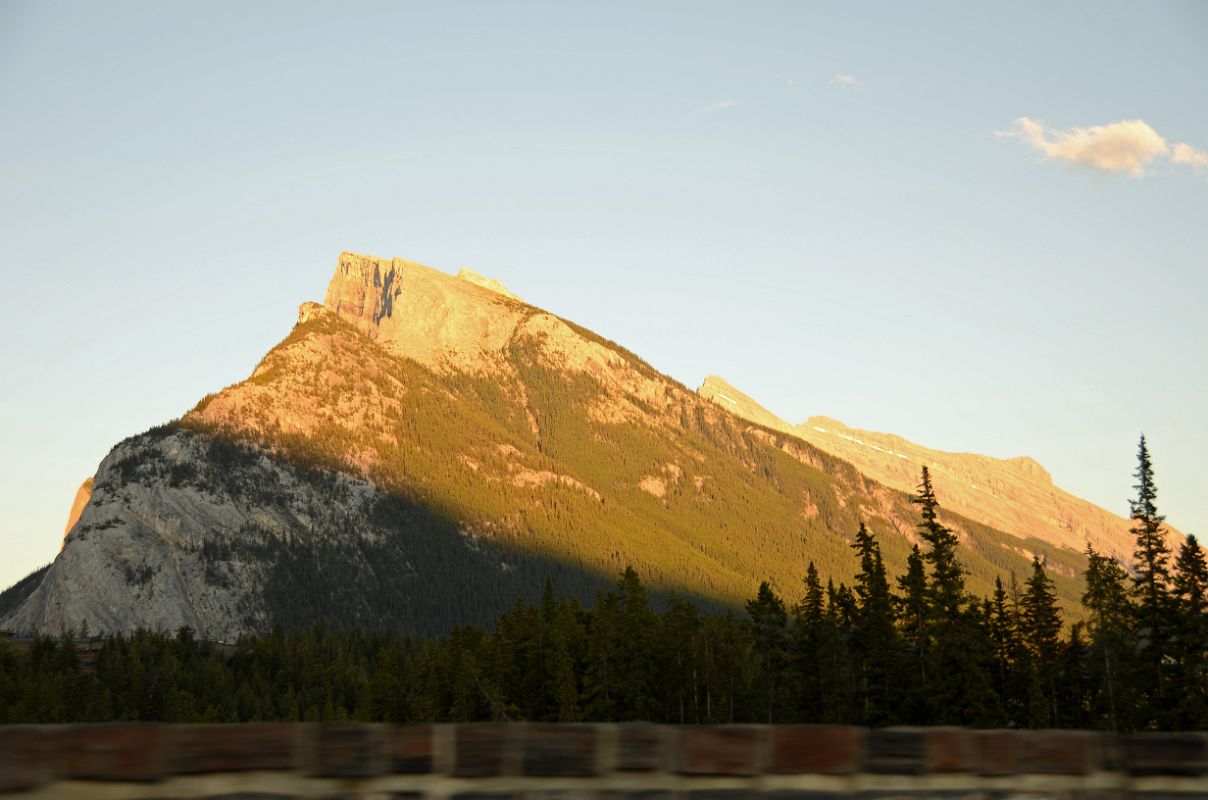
[698,375,1177,561]
[14,432,276,635]
[4,252,1103,635]
[8,423,597,638]
[322,253,530,373]
[61,477,93,549]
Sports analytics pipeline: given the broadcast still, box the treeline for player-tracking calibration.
[1,437,1202,730]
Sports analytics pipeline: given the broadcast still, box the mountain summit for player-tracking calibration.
[3,253,1117,636]
[321,252,530,372]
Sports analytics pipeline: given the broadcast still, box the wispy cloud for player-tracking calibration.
[701,99,737,113]
[998,117,1207,178]
[1172,142,1208,172]
[829,74,861,89]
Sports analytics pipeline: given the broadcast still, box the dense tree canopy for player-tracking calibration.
[1,437,1200,729]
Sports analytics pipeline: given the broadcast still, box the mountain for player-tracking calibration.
[698,376,1178,563]
[3,252,1092,637]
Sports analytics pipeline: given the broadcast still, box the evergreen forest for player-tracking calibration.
[2,436,1203,731]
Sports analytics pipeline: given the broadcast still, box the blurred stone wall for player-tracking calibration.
[1,723,1206,798]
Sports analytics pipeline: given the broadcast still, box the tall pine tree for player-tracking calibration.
[1019,557,1062,727]
[794,563,828,721]
[910,467,1001,726]
[850,523,902,726]
[746,581,788,723]
[1171,535,1208,729]
[989,575,1030,727]
[1082,545,1133,730]
[896,544,929,722]
[1129,435,1173,725]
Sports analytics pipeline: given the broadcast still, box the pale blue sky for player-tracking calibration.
[2,1,1206,589]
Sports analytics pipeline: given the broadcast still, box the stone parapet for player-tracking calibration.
[1,724,1207,798]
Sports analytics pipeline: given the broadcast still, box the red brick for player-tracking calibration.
[975,730,1021,776]
[926,728,977,773]
[522,724,598,777]
[675,726,763,776]
[772,725,862,774]
[1023,730,1098,775]
[172,722,299,773]
[0,726,56,793]
[389,724,433,774]
[60,724,168,782]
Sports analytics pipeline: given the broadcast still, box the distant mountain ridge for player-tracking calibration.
[2,252,1106,636]
[698,375,1179,562]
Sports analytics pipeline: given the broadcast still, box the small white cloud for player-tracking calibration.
[701,99,737,113]
[829,74,861,89]
[786,78,797,88]
[1172,142,1208,172]
[998,117,1207,178]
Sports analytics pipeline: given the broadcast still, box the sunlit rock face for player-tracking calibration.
[323,252,529,373]
[61,478,93,550]
[456,267,520,300]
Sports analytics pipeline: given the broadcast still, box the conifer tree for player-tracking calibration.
[1128,435,1173,721]
[1171,535,1208,729]
[827,580,857,723]
[794,562,827,720]
[1019,557,1062,727]
[1082,545,1133,730]
[989,576,1029,726]
[548,596,584,722]
[747,580,788,723]
[581,569,660,721]
[368,646,406,721]
[912,466,965,617]
[954,601,1006,727]
[896,544,929,719]
[850,523,902,725]
[660,596,701,723]
[619,567,659,718]
[1057,623,1093,729]
[583,588,620,720]
[538,577,558,715]
[698,612,754,723]
[909,467,1001,725]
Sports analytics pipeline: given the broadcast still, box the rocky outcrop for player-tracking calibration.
[61,477,93,549]
[456,268,520,300]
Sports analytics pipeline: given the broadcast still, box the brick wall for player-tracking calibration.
[1,724,1207,798]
